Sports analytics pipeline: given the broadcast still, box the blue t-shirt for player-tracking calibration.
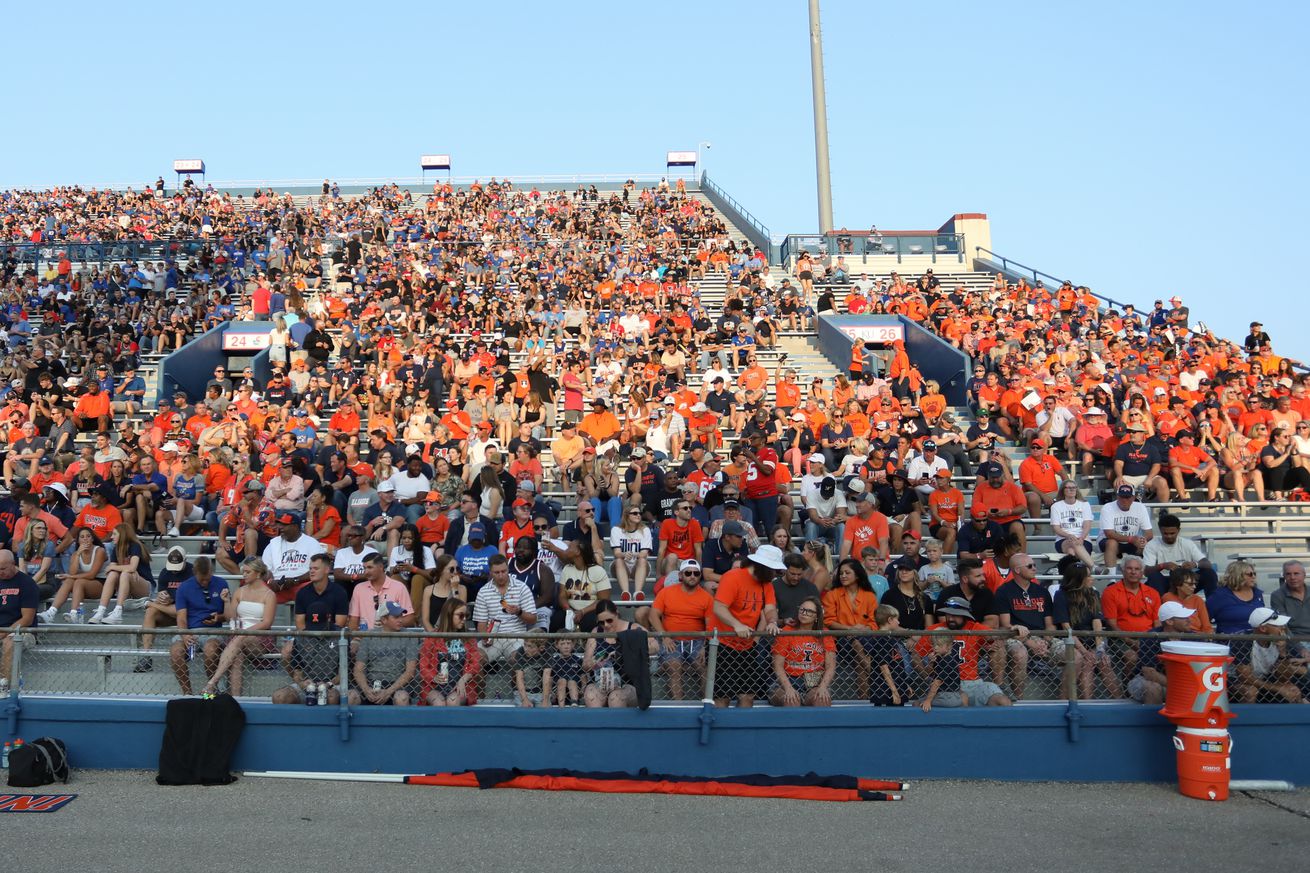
[174,576,229,629]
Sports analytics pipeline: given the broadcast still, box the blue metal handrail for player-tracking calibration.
[698,172,773,257]
[973,246,1134,311]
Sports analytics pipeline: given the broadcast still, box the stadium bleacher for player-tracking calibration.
[3,175,1308,708]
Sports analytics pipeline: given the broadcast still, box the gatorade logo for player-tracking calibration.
[1201,666,1225,693]
[1190,662,1230,714]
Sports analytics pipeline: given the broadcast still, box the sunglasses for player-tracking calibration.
[682,570,702,577]
[797,607,817,615]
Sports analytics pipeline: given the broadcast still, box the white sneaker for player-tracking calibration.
[166,527,181,537]
[87,606,107,624]
[123,597,151,611]
[102,606,124,625]
[65,609,83,624]
[38,607,57,623]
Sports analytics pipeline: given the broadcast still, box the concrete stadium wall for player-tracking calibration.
[10,697,1308,783]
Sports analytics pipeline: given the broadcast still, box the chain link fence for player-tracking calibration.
[7,626,1309,707]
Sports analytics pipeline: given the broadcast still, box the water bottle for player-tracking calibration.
[2,741,10,768]
[372,680,382,692]
[186,643,196,661]
[305,682,317,706]
[316,683,327,706]
[0,678,9,696]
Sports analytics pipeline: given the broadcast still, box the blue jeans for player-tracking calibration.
[804,519,844,550]
[590,495,624,536]
[743,495,779,538]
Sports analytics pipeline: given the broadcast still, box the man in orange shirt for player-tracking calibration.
[1166,429,1220,501]
[72,381,113,434]
[841,493,891,560]
[1018,439,1063,518]
[648,558,716,700]
[1102,557,1162,678]
[579,398,621,447]
[708,545,784,708]
[657,499,704,575]
[973,466,1028,549]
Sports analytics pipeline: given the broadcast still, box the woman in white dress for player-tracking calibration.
[204,557,277,697]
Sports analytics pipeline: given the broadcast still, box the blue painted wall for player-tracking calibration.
[816,314,971,405]
[9,698,1307,783]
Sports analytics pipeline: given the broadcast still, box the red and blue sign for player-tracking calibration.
[0,793,77,813]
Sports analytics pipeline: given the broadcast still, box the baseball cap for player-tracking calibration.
[277,513,298,525]
[1158,601,1196,623]
[1248,607,1290,629]
[1086,407,1105,415]
[935,469,953,479]
[161,441,180,453]
[1030,439,1046,449]
[791,412,806,421]
[244,480,265,493]
[512,497,531,509]
[971,505,988,519]
[517,480,537,493]
[375,600,406,621]
[377,481,396,493]
[468,521,488,541]
[37,456,53,466]
[165,547,187,572]
[630,446,648,459]
[679,559,702,573]
[922,440,937,451]
[689,441,706,451]
[937,597,974,618]
[424,491,443,504]
[808,453,826,464]
[1116,484,1135,498]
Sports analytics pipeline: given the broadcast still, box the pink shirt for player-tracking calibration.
[348,577,414,629]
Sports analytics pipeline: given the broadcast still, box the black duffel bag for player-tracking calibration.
[7,737,70,788]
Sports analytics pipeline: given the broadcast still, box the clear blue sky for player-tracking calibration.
[7,1,1307,357]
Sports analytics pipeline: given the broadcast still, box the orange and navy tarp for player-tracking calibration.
[407,769,905,802]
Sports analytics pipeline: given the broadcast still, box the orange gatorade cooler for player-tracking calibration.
[1158,640,1232,728]
[1172,727,1231,801]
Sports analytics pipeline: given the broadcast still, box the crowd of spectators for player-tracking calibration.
[0,177,1307,708]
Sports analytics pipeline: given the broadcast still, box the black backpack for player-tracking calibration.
[7,737,70,788]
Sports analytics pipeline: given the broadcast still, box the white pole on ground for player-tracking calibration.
[243,770,409,783]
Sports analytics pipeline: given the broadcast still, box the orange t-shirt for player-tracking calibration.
[659,519,704,560]
[1019,455,1061,494]
[709,567,777,650]
[651,584,716,637]
[844,512,890,556]
[416,512,451,547]
[972,481,1025,523]
[929,487,964,525]
[74,503,124,540]
[772,634,836,677]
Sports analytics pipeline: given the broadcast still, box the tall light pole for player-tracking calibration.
[697,141,712,179]
[808,0,834,234]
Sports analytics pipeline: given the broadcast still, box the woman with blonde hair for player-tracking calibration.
[1208,560,1266,635]
[203,557,278,697]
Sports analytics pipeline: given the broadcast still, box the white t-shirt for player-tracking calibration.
[1036,406,1077,438]
[1141,536,1206,575]
[1099,502,1153,542]
[799,475,847,519]
[333,544,378,578]
[1050,499,1095,540]
[388,471,432,502]
[261,535,326,582]
[609,526,653,562]
[907,454,950,483]
[388,544,437,574]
